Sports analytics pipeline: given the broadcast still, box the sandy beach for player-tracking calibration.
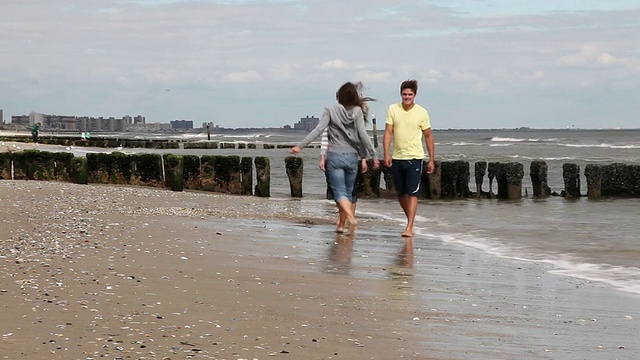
[1,180,638,360]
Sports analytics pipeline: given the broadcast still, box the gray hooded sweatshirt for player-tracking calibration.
[297,104,377,159]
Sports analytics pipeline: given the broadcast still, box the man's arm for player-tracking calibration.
[423,127,435,173]
[383,123,394,168]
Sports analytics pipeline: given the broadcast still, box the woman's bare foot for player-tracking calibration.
[346,221,358,236]
[336,218,345,233]
[401,228,413,237]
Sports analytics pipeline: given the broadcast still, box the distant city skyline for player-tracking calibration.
[1,1,639,129]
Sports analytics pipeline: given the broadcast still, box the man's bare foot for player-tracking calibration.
[336,226,344,234]
[401,229,413,237]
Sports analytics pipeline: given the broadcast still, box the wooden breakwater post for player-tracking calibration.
[163,154,184,191]
[0,152,11,179]
[530,160,551,198]
[474,161,487,198]
[87,152,131,184]
[441,160,470,199]
[182,155,201,190]
[355,160,382,198]
[584,163,640,198]
[381,166,396,197]
[563,163,581,198]
[71,157,88,184]
[8,150,74,182]
[285,156,303,198]
[584,164,603,198]
[86,152,165,187]
[422,160,441,199]
[183,141,219,150]
[496,162,524,200]
[200,155,242,194]
[241,157,253,195]
[254,156,270,197]
[129,153,164,187]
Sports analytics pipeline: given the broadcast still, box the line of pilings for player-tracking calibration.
[1,149,639,199]
[0,135,314,150]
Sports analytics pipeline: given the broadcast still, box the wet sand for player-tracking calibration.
[1,180,638,360]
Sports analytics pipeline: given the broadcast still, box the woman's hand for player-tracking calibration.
[289,146,301,154]
[373,158,380,169]
[361,158,368,174]
[319,155,326,172]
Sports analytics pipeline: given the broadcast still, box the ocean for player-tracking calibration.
[22,128,640,296]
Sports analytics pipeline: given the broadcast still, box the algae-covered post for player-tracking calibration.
[563,163,581,198]
[585,164,603,199]
[254,156,270,197]
[422,160,441,199]
[241,157,253,195]
[441,160,470,199]
[163,154,184,191]
[530,160,551,198]
[496,162,524,200]
[285,156,303,198]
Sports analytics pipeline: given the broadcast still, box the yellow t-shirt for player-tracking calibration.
[386,102,431,160]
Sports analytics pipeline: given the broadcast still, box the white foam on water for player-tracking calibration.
[412,228,640,296]
[561,143,640,149]
[490,136,526,142]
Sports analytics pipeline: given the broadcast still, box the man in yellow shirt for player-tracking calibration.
[383,79,435,237]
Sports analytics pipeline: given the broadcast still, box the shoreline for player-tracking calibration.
[1,181,638,359]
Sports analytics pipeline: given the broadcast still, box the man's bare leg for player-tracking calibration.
[398,195,418,237]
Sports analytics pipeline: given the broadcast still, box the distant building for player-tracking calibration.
[128,122,171,131]
[170,120,193,130]
[0,109,3,124]
[202,121,218,129]
[76,116,129,132]
[12,112,73,129]
[133,115,145,124]
[293,115,319,131]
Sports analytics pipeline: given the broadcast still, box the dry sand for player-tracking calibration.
[1,180,639,360]
[0,181,425,360]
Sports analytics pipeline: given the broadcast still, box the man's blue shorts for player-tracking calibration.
[391,159,423,197]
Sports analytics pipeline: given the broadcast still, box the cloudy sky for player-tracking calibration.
[2,0,639,129]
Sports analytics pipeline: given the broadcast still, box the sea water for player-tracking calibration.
[31,128,640,296]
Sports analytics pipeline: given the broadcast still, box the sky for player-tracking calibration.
[1,0,639,129]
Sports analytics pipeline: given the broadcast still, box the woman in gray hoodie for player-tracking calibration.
[290,82,379,234]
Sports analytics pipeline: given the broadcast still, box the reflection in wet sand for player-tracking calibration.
[386,238,416,305]
[324,234,354,275]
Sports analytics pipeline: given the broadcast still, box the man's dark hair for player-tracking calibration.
[400,79,418,94]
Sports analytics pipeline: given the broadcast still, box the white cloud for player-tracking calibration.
[451,71,479,82]
[422,69,442,83]
[354,71,392,82]
[597,52,615,66]
[320,59,349,70]
[222,70,262,82]
[526,70,545,79]
[556,46,624,68]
